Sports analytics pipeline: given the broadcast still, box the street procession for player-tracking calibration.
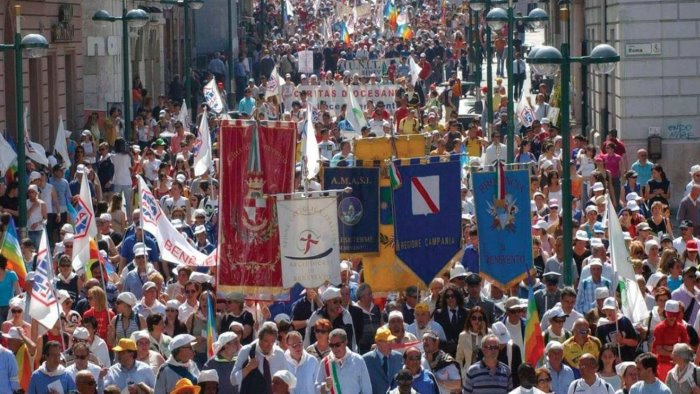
[0,0,699,393]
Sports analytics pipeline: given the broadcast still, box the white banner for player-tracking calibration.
[138,177,217,266]
[295,83,399,115]
[337,3,372,18]
[298,50,314,74]
[72,171,98,271]
[203,78,225,114]
[345,57,398,78]
[29,229,60,329]
[277,195,341,288]
[193,112,212,177]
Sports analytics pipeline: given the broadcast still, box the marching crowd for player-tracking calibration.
[0,0,699,393]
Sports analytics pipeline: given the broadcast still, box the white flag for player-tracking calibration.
[23,108,48,167]
[203,78,225,114]
[266,66,285,98]
[138,176,216,266]
[304,107,320,180]
[277,195,341,287]
[409,56,422,86]
[345,86,368,132]
[177,99,190,129]
[72,169,98,271]
[54,115,71,170]
[0,132,17,175]
[29,229,60,329]
[193,113,212,177]
[607,196,648,323]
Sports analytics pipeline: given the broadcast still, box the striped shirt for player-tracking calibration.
[463,360,512,394]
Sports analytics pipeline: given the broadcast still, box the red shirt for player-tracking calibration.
[394,107,409,133]
[84,307,116,345]
[652,319,689,362]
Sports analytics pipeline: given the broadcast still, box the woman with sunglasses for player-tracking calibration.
[456,306,490,374]
[306,318,332,360]
[433,285,468,357]
[55,255,82,302]
[534,367,553,393]
[163,299,189,338]
[1,297,31,335]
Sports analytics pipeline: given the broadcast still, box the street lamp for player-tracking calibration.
[527,1,619,286]
[486,3,548,162]
[0,5,49,233]
[161,0,205,121]
[92,5,149,142]
[469,0,507,129]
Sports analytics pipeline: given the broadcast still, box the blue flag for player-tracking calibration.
[392,156,462,286]
[323,167,380,253]
[472,168,533,288]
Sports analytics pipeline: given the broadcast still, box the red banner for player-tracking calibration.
[218,120,297,297]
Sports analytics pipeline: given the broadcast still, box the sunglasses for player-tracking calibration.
[553,318,566,323]
[166,309,177,312]
[329,342,344,348]
[405,355,421,361]
[11,309,22,314]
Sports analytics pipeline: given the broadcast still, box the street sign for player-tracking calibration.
[624,42,661,56]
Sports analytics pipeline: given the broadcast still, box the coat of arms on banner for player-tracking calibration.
[486,163,520,232]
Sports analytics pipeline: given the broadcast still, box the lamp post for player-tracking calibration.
[161,0,204,120]
[468,0,504,129]
[527,1,619,286]
[0,5,49,232]
[93,4,149,142]
[486,4,548,162]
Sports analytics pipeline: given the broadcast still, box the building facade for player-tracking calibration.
[0,0,83,147]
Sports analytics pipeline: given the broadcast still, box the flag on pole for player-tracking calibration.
[54,116,71,170]
[385,0,398,31]
[608,196,648,323]
[388,160,402,189]
[177,100,190,129]
[525,270,545,366]
[409,56,422,86]
[266,66,285,98]
[303,107,320,181]
[340,22,352,45]
[206,291,217,358]
[28,228,60,330]
[0,131,17,176]
[72,170,98,271]
[203,78,225,114]
[193,112,212,177]
[1,217,26,288]
[23,108,49,167]
[345,86,368,133]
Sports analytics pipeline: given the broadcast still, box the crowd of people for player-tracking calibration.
[0,0,698,393]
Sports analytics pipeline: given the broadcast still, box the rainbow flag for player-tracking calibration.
[525,270,545,366]
[17,343,31,391]
[4,162,16,184]
[84,239,101,280]
[340,22,351,45]
[384,0,398,31]
[398,24,413,40]
[1,217,26,288]
[206,291,217,358]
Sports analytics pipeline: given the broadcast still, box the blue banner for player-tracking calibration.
[392,157,462,286]
[472,168,533,288]
[323,167,380,253]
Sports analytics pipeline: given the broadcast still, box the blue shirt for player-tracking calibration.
[49,176,72,213]
[238,97,256,116]
[27,365,76,394]
[631,160,654,188]
[629,379,671,394]
[104,361,155,390]
[460,245,479,273]
[314,351,373,394]
[547,363,575,394]
[119,234,160,264]
[0,346,19,393]
[0,271,17,307]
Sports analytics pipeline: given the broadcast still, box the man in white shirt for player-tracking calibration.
[314,328,372,394]
[482,131,507,167]
[566,353,615,394]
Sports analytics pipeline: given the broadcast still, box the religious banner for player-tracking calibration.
[345,57,399,78]
[298,50,314,74]
[276,195,341,288]
[323,167,380,253]
[295,83,399,114]
[392,156,462,286]
[218,120,297,297]
[472,165,533,288]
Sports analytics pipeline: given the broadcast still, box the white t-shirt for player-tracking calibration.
[110,153,132,185]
